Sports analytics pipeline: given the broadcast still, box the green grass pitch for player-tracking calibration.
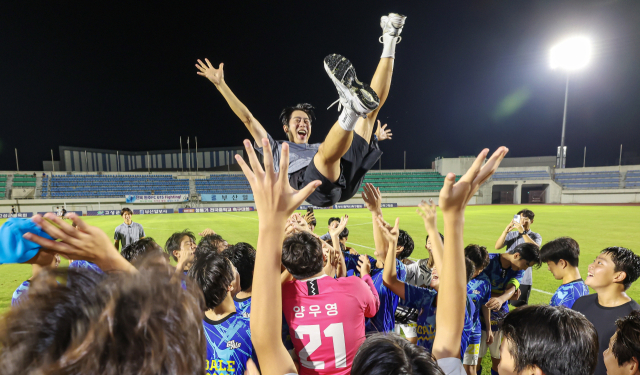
[1,204,638,373]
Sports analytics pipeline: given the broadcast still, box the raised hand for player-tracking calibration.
[357,254,371,278]
[329,215,349,238]
[196,58,225,86]
[375,120,393,141]
[23,213,134,273]
[438,147,508,214]
[303,211,316,226]
[376,215,400,245]
[236,139,320,230]
[417,199,438,234]
[361,183,382,215]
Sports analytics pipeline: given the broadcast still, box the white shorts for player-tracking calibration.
[479,330,503,359]
[463,343,480,365]
[393,322,417,338]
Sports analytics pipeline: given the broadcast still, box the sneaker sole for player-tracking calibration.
[323,54,379,112]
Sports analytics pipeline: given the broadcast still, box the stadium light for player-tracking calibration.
[550,36,592,168]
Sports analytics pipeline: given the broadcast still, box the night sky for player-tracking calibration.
[1,0,639,171]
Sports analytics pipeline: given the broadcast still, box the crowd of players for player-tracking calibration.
[1,142,640,375]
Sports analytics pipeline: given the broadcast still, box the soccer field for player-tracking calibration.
[1,204,639,314]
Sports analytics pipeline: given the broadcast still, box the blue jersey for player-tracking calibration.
[69,260,104,274]
[204,312,255,375]
[550,279,589,308]
[11,280,30,307]
[404,283,475,356]
[467,275,491,344]
[480,253,524,332]
[343,252,377,277]
[365,259,406,333]
[233,295,252,319]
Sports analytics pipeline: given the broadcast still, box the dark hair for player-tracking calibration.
[465,257,476,283]
[121,237,165,263]
[339,227,349,240]
[328,217,341,226]
[188,249,235,310]
[198,233,227,252]
[282,232,323,280]
[601,247,640,290]
[351,333,444,375]
[279,103,316,126]
[164,230,196,261]
[512,242,542,269]
[613,310,640,366]
[0,263,205,375]
[465,244,490,272]
[517,209,535,221]
[397,230,415,260]
[502,305,598,375]
[425,232,444,245]
[540,237,580,267]
[221,242,256,292]
[121,207,133,216]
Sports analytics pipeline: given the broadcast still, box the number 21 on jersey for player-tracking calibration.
[294,323,346,369]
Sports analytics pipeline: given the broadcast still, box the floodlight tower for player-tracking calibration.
[550,36,592,168]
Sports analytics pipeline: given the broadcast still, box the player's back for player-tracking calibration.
[282,274,379,375]
[203,312,254,375]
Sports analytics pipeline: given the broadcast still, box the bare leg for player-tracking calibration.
[491,357,501,373]
[313,124,353,182]
[354,57,394,143]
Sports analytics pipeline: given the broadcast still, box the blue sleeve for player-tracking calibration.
[0,218,53,264]
[396,259,407,282]
[403,283,436,309]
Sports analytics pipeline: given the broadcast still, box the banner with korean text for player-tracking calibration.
[200,194,253,202]
[125,195,188,203]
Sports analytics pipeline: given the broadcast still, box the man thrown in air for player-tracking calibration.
[197,13,404,207]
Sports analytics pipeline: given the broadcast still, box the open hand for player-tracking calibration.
[375,120,393,141]
[417,199,438,234]
[485,297,504,311]
[24,213,134,272]
[439,147,508,215]
[357,254,371,277]
[235,139,320,229]
[329,215,348,238]
[376,215,400,245]
[199,228,216,237]
[361,183,382,215]
[196,58,225,86]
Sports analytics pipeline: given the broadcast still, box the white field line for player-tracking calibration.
[532,288,553,295]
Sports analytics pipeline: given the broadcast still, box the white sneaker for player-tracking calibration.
[380,13,407,43]
[324,54,379,117]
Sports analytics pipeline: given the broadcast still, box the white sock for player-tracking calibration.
[381,34,399,58]
[338,107,359,131]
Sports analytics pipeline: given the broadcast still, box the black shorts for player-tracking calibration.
[509,284,532,308]
[289,133,382,207]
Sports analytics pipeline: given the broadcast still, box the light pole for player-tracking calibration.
[550,36,591,169]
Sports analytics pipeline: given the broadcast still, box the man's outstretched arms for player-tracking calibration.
[196,58,268,144]
[235,137,320,375]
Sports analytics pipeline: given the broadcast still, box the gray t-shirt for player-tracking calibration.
[114,222,145,249]
[254,133,320,175]
[505,230,542,285]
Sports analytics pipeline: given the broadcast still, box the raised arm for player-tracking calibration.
[377,217,406,300]
[235,138,319,375]
[196,59,268,144]
[362,183,387,267]
[495,221,514,249]
[417,199,444,275]
[433,146,508,360]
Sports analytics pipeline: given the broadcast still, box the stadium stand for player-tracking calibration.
[625,170,640,188]
[357,171,459,193]
[491,170,551,180]
[12,174,36,187]
[195,174,252,194]
[49,174,189,198]
[0,174,6,199]
[554,171,621,189]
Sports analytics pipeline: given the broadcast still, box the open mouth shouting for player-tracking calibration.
[296,128,308,142]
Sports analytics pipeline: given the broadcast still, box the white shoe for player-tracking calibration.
[324,54,379,117]
[380,13,407,43]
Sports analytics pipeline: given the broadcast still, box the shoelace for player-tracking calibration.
[326,99,342,111]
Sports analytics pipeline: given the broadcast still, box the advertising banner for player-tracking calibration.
[0,212,33,218]
[125,195,189,203]
[135,209,174,215]
[87,210,122,216]
[297,205,333,210]
[334,204,365,209]
[201,194,253,202]
[296,203,398,210]
[381,203,398,208]
[178,207,254,213]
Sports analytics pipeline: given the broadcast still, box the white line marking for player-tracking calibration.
[532,288,553,296]
[348,221,373,227]
[346,242,376,250]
